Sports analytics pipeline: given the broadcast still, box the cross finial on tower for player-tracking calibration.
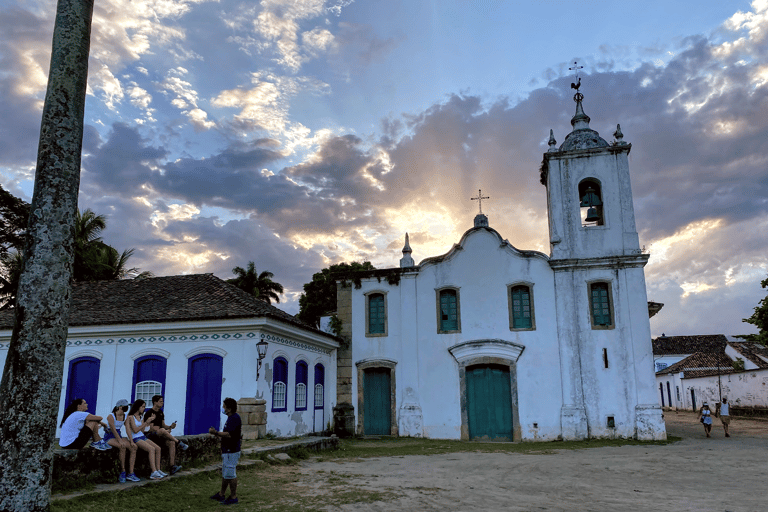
[470,189,489,215]
[569,61,584,102]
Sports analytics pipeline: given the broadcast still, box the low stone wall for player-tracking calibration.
[52,434,218,493]
[731,406,768,417]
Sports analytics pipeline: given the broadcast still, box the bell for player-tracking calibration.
[585,207,600,223]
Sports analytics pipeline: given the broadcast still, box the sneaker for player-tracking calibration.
[92,440,111,451]
[222,497,239,505]
[178,441,189,451]
[210,493,225,502]
[158,470,169,477]
[126,473,141,482]
[171,465,182,475]
[119,472,126,483]
[150,471,164,480]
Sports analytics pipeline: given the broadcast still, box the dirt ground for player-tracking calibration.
[297,411,768,512]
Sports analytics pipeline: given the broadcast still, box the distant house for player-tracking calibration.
[0,274,340,438]
[653,334,768,412]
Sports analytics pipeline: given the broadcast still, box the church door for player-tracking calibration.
[185,354,223,435]
[363,368,391,435]
[466,364,513,441]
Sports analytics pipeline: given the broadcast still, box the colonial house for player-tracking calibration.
[654,335,768,411]
[0,274,340,438]
[333,89,666,442]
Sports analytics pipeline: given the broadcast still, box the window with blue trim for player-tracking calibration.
[438,288,460,332]
[272,357,288,412]
[510,285,534,329]
[367,293,386,335]
[314,364,325,409]
[295,361,308,411]
[590,282,613,327]
[132,355,167,403]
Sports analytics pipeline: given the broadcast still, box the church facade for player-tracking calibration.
[336,92,666,441]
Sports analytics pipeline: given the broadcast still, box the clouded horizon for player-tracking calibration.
[1,0,766,338]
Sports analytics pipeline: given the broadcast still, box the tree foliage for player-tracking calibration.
[741,275,768,346]
[0,184,31,257]
[297,261,376,327]
[227,261,284,304]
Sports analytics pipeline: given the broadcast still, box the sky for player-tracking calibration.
[0,0,766,338]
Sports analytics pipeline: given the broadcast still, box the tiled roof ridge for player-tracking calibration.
[727,341,768,369]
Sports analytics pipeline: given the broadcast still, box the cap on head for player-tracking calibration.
[115,399,130,407]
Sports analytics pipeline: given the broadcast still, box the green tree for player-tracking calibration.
[741,274,768,346]
[297,261,376,327]
[227,262,284,304]
[0,251,23,310]
[0,185,31,257]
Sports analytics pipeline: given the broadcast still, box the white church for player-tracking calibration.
[335,88,667,441]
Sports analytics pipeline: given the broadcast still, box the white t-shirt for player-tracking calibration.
[60,411,90,446]
[721,403,729,415]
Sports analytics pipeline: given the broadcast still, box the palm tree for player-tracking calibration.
[228,262,284,304]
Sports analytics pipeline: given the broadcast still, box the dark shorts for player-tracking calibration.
[103,430,122,442]
[62,426,93,449]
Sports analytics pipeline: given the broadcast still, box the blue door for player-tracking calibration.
[363,368,391,435]
[65,357,100,414]
[185,354,223,435]
[314,364,325,432]
[466,364,513,441]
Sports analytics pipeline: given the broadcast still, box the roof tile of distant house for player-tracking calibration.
[652,334,728,356]
[0,274,337,341]
[728,342,768,369]
[657,351,736,379]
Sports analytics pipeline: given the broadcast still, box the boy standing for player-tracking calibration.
[209,397,242,505]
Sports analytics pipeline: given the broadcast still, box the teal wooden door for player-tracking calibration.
[466,365,513,440]
[364,369,391,435]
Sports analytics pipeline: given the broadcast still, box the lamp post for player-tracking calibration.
[256,339,268,380]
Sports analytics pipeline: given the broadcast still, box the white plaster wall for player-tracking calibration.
[678,370,768,410]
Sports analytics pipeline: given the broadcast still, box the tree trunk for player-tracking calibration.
[0,1,94,510]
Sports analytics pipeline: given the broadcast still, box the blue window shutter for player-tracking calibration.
[590,283,612,326]
[511,286,533,329]
[314,364,325,409]
[368,294,385,334]
[132,356,168,402]
[439,290,458,331]
[272,357,288,412]
[296,361,308,411]
[65,357,100,414]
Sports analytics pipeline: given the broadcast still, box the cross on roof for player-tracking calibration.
[470,189,489,214]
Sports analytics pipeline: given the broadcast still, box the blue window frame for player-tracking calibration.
[314,364,325,409]
[438,289,459,332]
[510,285,533,329]
[132,355,167,403]
[590,282,613,327]
[65,356,100,414]
[368,293,386,334]
[272,357,288,412]
[295,361,308,411]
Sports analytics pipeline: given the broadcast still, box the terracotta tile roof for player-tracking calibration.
[652,334,728,356]
[728,342,768,369]
[0,274,337,341]
[657,351,736,378]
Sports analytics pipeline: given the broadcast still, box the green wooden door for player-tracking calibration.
[364,369,391,435]
[466,364,513,441]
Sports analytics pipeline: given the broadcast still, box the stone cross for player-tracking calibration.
[471,189,489,214]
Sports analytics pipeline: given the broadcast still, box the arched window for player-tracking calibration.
[295,361,308,411]
[367,293,386,335]
[132,355,167,403]
[437,288,460,333]
[509,285,534,330]
[314,364,325,409]
[65,356,101,414]
[272,357,288,412]
[579,179,604,226]
[589,282,613,328]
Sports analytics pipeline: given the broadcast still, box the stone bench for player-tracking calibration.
[52,434,219,493]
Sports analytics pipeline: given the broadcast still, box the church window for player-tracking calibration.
[272,357,288,412]
[132,355,167,403]
[579,179,604,226]
[314,364,325,409]
[589,282,613,328]
[509,284,534,330]
[437,288,461,333]
[296,361,308,411]
[366,292,387,336]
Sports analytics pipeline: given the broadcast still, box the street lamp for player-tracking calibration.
[256,339,268,380]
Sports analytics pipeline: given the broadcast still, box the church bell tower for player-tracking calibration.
[541,81,666,441]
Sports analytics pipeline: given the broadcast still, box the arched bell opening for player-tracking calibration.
[578,179,604,226]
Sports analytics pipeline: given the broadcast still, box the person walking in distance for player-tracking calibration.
[209,398,242,505]
[719,397,731,437]
[698,402,713,438]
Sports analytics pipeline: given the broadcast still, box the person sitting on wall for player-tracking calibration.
[104,399,139,483]
[143,394,189,475]
[208,397,242,505]
[126,399,166,480]
[59,398,111,451]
